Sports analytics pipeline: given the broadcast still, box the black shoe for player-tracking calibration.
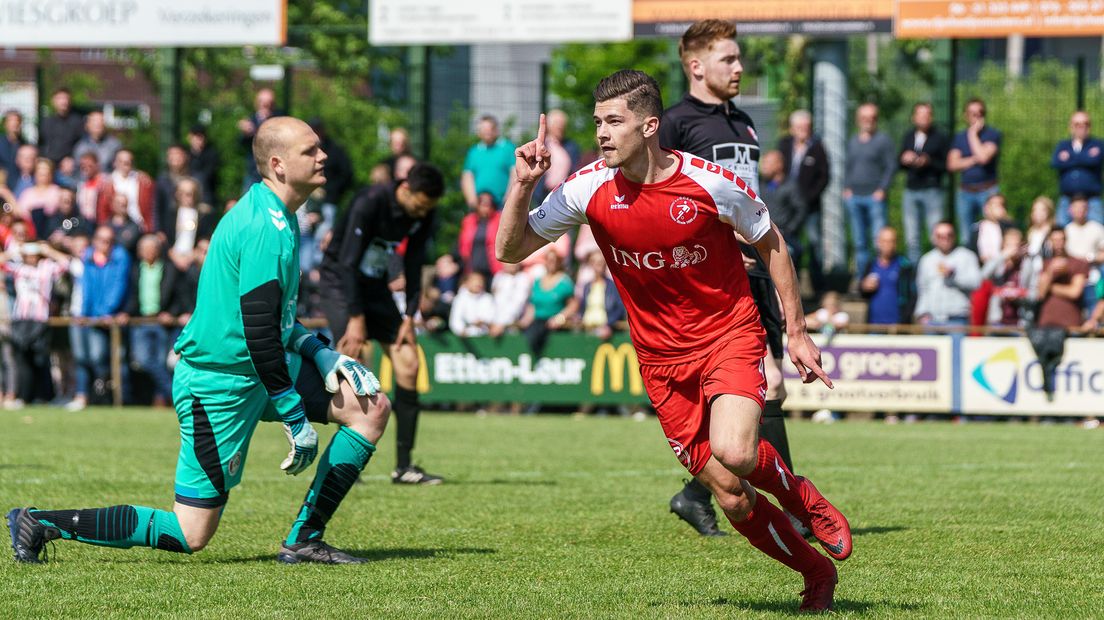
[7,507,60,563]
[277,540,367,564]
[391,465,444,485]
[669,481,726,536]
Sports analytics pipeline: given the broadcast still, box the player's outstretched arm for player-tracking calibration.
[497,113,553,264]
[752,223,834,388]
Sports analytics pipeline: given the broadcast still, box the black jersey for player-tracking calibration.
[320,182,434,317]
[660,92,782,352]
[659,94,762,195]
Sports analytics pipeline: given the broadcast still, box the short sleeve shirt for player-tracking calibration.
[953,125,1002,186]
[529,150,770,364]
[463,138,516,206]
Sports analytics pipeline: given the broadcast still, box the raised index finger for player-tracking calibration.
[536,113,547,146]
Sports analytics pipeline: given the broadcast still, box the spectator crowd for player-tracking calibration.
[0,82,1102,413]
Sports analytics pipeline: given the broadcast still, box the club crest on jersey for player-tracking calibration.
[268,208,287,231]
[671,244,707,268]
[610,194,629,210]
[669,196,698,225]
[668,438,692,470]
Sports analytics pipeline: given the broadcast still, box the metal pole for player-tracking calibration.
[1076,57,1086,110]
[283,63,294,116]
[157,48,181,166]
[110,323,122,407]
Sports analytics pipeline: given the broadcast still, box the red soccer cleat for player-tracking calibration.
[797,476,853,561]
[799,558,838,613]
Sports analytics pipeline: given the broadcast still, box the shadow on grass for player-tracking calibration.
[451,479,558,486]
[213,546,497,564]
[852,525,907,537]
[652,597,921,615]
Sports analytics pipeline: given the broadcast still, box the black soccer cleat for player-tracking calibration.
[391,465,444,485]
[7,507,60,564]
[670,482,726,537]
[277,540,368,565]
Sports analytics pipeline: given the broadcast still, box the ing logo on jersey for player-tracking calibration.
[669,196,698,225]
[671,244,707,268]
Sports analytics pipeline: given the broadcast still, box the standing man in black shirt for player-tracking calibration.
[659,19,807,538]
[899,102,950,264]
[318,163,446,484]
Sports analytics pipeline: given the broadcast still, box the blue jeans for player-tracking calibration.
[956,185,999,243]
[74,326,110,397]
[803,211,824,291]
[902,187,946,264]
[1057,195,1104,226]
[69,324,89,397]
[130,324,172,400]
[845,193,887,275]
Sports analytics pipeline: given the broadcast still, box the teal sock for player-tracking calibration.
[30,506,192,553]
[286,426,376,545]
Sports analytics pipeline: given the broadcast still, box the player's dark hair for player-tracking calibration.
[404,162,445,199]
[965,97,986,115]
[679,19,737,59]
[593,70,663,120]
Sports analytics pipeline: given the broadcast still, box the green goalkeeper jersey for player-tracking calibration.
[175,182,300,386]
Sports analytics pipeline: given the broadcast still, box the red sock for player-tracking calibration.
[741,437,808,518]
[729,493,829,576]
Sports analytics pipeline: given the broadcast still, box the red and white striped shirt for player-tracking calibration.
[7,259,66,322]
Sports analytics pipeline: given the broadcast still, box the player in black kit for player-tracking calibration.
[659,19,807,538]
[318,163,446,484]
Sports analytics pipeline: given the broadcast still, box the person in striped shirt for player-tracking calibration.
[2,241,69,407]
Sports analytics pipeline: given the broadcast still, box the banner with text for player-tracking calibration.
[897,0,1104,38]
[369,0,632,45]
[634,0,894,36]
[0,0,286,47]
[373,332,649,406]
[782,334,954,412]
[960,337,1104,417]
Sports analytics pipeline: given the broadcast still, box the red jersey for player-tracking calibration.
[529,150,771,365]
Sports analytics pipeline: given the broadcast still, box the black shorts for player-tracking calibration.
[747,276,784,359]
[319,270,402,345]
[297,355,335,425]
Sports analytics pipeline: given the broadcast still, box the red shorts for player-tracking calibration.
[639,329,766,475]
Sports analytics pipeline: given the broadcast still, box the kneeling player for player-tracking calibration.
[9,117,390,564]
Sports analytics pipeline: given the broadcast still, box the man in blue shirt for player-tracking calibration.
[461,115,515,209]
[860,227,916,324]
[1051,110,1103,225]
[948,98,1001,243]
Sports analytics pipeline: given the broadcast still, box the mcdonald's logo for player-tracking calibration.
[378,344,430,394]
[591,342,643,396]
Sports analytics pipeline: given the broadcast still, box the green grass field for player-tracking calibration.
[1,409,1102,618]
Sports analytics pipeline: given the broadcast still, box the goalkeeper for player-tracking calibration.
[8,117,391,565]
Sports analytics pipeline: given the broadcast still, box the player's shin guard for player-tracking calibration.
[741,438,806,516]
[759,399,795,473]
[29,506,191,553]
[393,386,419,469]
[286,426,376,545]
[729,494,828,576]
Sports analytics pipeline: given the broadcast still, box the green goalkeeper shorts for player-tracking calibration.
[172,353,332,508]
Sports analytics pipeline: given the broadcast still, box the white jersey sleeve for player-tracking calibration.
[681,152,772,243]
[528,159,612,242]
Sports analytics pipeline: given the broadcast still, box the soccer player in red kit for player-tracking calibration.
[496,70,851,613]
